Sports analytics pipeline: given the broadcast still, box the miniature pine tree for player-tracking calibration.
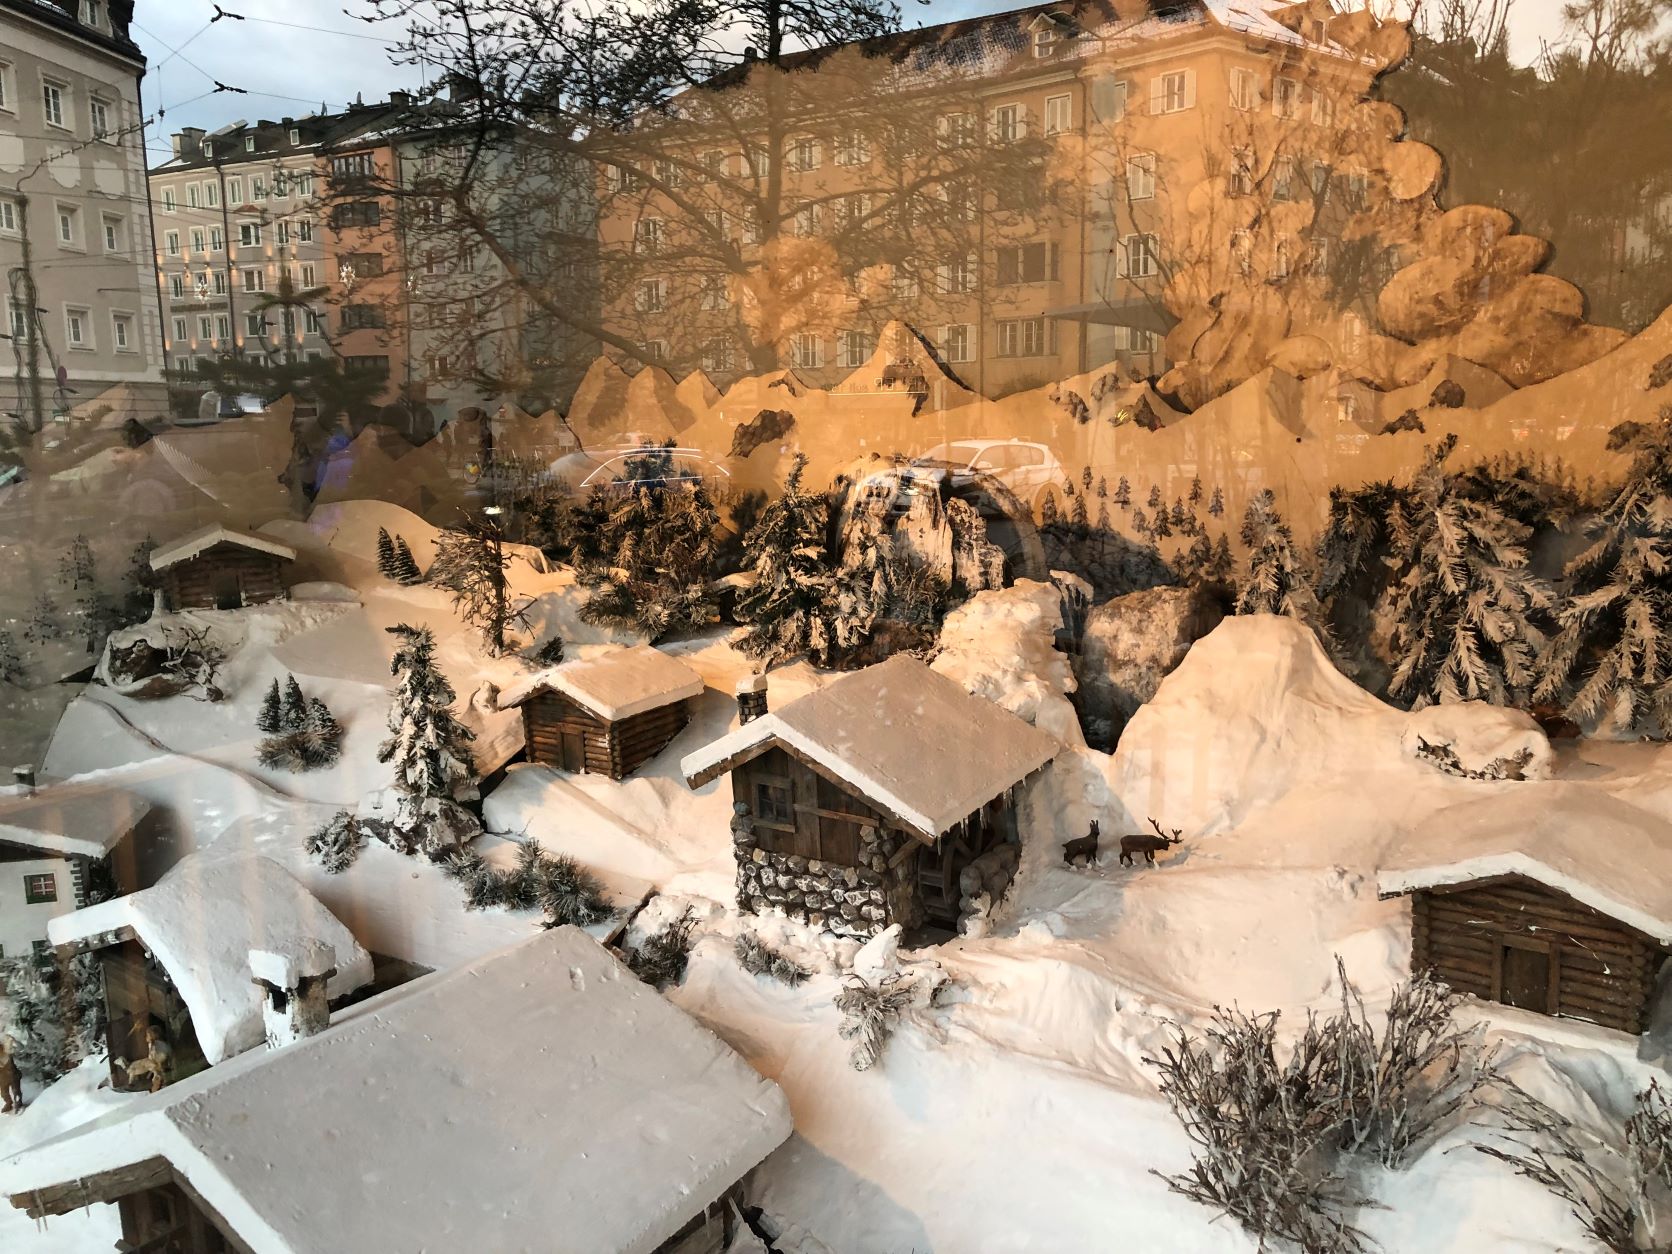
[306,811,366,874]
[1062,474,1075,498]
[1147,484,1164,511]
[1385,437,1552,708]
[1151,503,1172,539]
[1081,466,1093,493]
[392,537,424,585]
[1096,502,1111,533]
[429,517,522,655]
[1039,491,1060,527]
[1132,507,1151,541]
[1537,414,1672,734]
[1070,491,1089,532]
[122,537,156,624]
[1171,497,1188,532]
[24,592,59,643]
[60,534,94,590]
[377,623,477,803]
[302,697,344,769]
[1096,476,1109,500]
[1236,490,1327,637]
[1182,533,1213,580]
[1209,486,1225,518]
[0,631,22,685]
[282,675,308,730]
[1189,477,1204,507]
[376,527,397,577]
[736,455,840,667]
[256,679,285,734]
[1114,476,1131,508]
[1210,534,1234,582]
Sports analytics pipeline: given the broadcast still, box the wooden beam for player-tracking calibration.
[16,1157,172,1218]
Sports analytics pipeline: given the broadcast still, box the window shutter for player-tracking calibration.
[1050,242,1060,281]
[1183,70,1198,110]
[1148,77,1164,114]
[1015,107,1029,139]
[1115,236,1129,278]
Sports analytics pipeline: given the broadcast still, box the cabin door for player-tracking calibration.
[1499,943,1552,1014]
[211,570,242,610]
[558,729,587,773]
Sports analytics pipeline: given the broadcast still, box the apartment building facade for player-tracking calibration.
[594,0,1377,400]
[0,0,166,428]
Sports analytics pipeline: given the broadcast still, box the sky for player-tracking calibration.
[131,0,1575,161]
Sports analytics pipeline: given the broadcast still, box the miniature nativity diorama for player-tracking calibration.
[4,0,1672,1251]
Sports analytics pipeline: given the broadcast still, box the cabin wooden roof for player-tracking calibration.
[149,524,297,572]
[0,776,150,859]
[498,645,706,722]
[681,655,1058,843]
[1377,786,1672,945]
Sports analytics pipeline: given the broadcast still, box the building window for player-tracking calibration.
[0,60,11,112]
[1229,149,1254,197]
[187,183,200,210]
[227,177,243,204]
[64,307,90,350]
[1033,25,1056,57]
[991,103,1023,143]
[276,221,290,246]
[172,316,187,341]
[342,305,385,330]
[252,175,268,201]
[300,262,316,287]
[1230,67,1259,111]
[1126,152,1156,200]
[792,204,820,237]
[204,180,219,208]
[216,315,231,340]
[242,268,265,292]
[342,253,383,279]
[941,323,973,363]
[634,218,664,254]
[790,333,824,370]
[90,97,110,140]
[42,80,67,129]
[1153,70,1192,114]
[333,201,382,229]
[939,253,977,294]
[58,205,80,248]
[103,215,121,251]
[272,170,290,197]
[698,274,727,311]
[833,132,869,167]
[936,112,976,148]
[246,311,268,336]
[331,152,376,181]
[295,220,313,243]
[1273,238,1292,281]
[837,329,874,369]
[163,229,180,256]
[995,242,1059,285]
[211,271,226,295]
[169,274,185,300]
[789,137,821,172]
[161,187,176,213]
[304,309,325,335]
[700,341,733,373]
[23,873,56,904]
[292,171,314,197]
[1272,76,1302,120]
[1231,229,1253,277]
[0,199,18,235]
[1044,94,1072,136]
[1125,233,1160,278]
[190,227,205,253]
[1313,90,1335,127]
[245,135,256,154]
[996,317,1049,358]
[891,266,920,300]
[1090,77,1127,123]
[210,226,224,251]
[638,340,668,364]
[1308,237,1329,276]
[1273,157,1296,201]
[239,222,262,247]
[198,315,214,339]
[289,127,301,146]
[755,781,792,826]
[635,278,666,313]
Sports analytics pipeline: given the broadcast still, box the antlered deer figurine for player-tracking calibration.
[1119,818,1182,867]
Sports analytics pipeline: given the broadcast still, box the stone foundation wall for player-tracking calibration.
[735,847,892,939]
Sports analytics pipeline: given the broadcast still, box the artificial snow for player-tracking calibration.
[47,852,374,1064]
[1402,701,1554,780]
[147,523,296,572]
[498,643,706,721]
[0,928,792,1254]
[1377,785,1672,943]
[0,775,150,859]
[681,654,1059,841]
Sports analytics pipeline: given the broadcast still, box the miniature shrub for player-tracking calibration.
[0,950,105,1082]
[834,973,914,1072]
[306,810,366,875]
[258,678,344,772]
[1147,961,1497,1253]
[627,910,696,989]
[442,839,611,929]
[1476,1079,1672,1253]
[734,934,810,986]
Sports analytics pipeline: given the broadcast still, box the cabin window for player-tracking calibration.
[755,781,792,826]
[24,872,57,903]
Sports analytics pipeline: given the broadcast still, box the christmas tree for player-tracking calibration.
[282,675,308,729]
[1385,437,1552,708]
[1208,487,1225,518]
[1236,490,1327,637]
[735,455,839,667]
[392,537,425,585]
[428,516,524,655]
[257,678,285,734]
[1114,476,1131,508]
[376,527,398,578]
[1147,484,1164,511]
[1538,414,1672,734]
[378,623,477,807]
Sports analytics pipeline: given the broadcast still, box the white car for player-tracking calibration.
[909,439,1064,508]
[576,446,731,493]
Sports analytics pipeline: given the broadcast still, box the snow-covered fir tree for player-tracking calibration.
[0,630,22,684]
[1538,414,1672,734]
[735,456,840,667]
[1132,507,1151,541]
[282,675,308,729]
[1189,477,1204,507]
[1038,491,1060,527]
[1070,492,1089,532]
[570,445,720,641]
[1081,466,1093,493]
[392,537,424,585]
[428,517,524,655]
[1236,490,1327,636]
[377,623,477,806]
[24,592,59,643]
[1208,486,1225,518]
[1147,484,1164,511]
[1385,436,1553,709]
[257,679,285,734]
[1114,477,1131,508]
[60,534,94,590]
[376,527,397,577]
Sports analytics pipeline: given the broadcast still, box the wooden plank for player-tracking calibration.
[1424,901,1640,952]
[20,1157,173,1218]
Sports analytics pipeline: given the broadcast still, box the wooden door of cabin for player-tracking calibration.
[1499,943,1552,1014]
[211,569,241,610]
[558,729,587,773]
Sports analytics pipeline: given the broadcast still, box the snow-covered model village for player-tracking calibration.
[5,0,1672,1251]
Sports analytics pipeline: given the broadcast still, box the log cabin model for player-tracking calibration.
[498,645,706,780]
[682,655,1058,937]
[148,525,297,612]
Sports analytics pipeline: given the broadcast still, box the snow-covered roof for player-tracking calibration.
[149,523,297,572]
[0,928,793,1254]
[682,655,1059,842]
[1377,786,1672,946]
[49,853,373,1064]
[499,645,706,721]
[0,776,150,859]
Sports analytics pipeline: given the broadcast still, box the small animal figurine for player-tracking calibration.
[0,1036,23,1113]
[1119,817,1183,867]
[1062,819,1100,867]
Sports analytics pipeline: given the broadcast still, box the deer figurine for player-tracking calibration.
[1119,818,1183,867]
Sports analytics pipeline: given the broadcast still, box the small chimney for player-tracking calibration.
[389,90,411,108]
[742,45,759,62]
[250,941,337,1049]
[736,675,768,724]
[12,765,34,790]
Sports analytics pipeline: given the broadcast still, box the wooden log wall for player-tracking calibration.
[161,546,287,610]
[522,693,689,779]
[1411,876,1665,1034]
